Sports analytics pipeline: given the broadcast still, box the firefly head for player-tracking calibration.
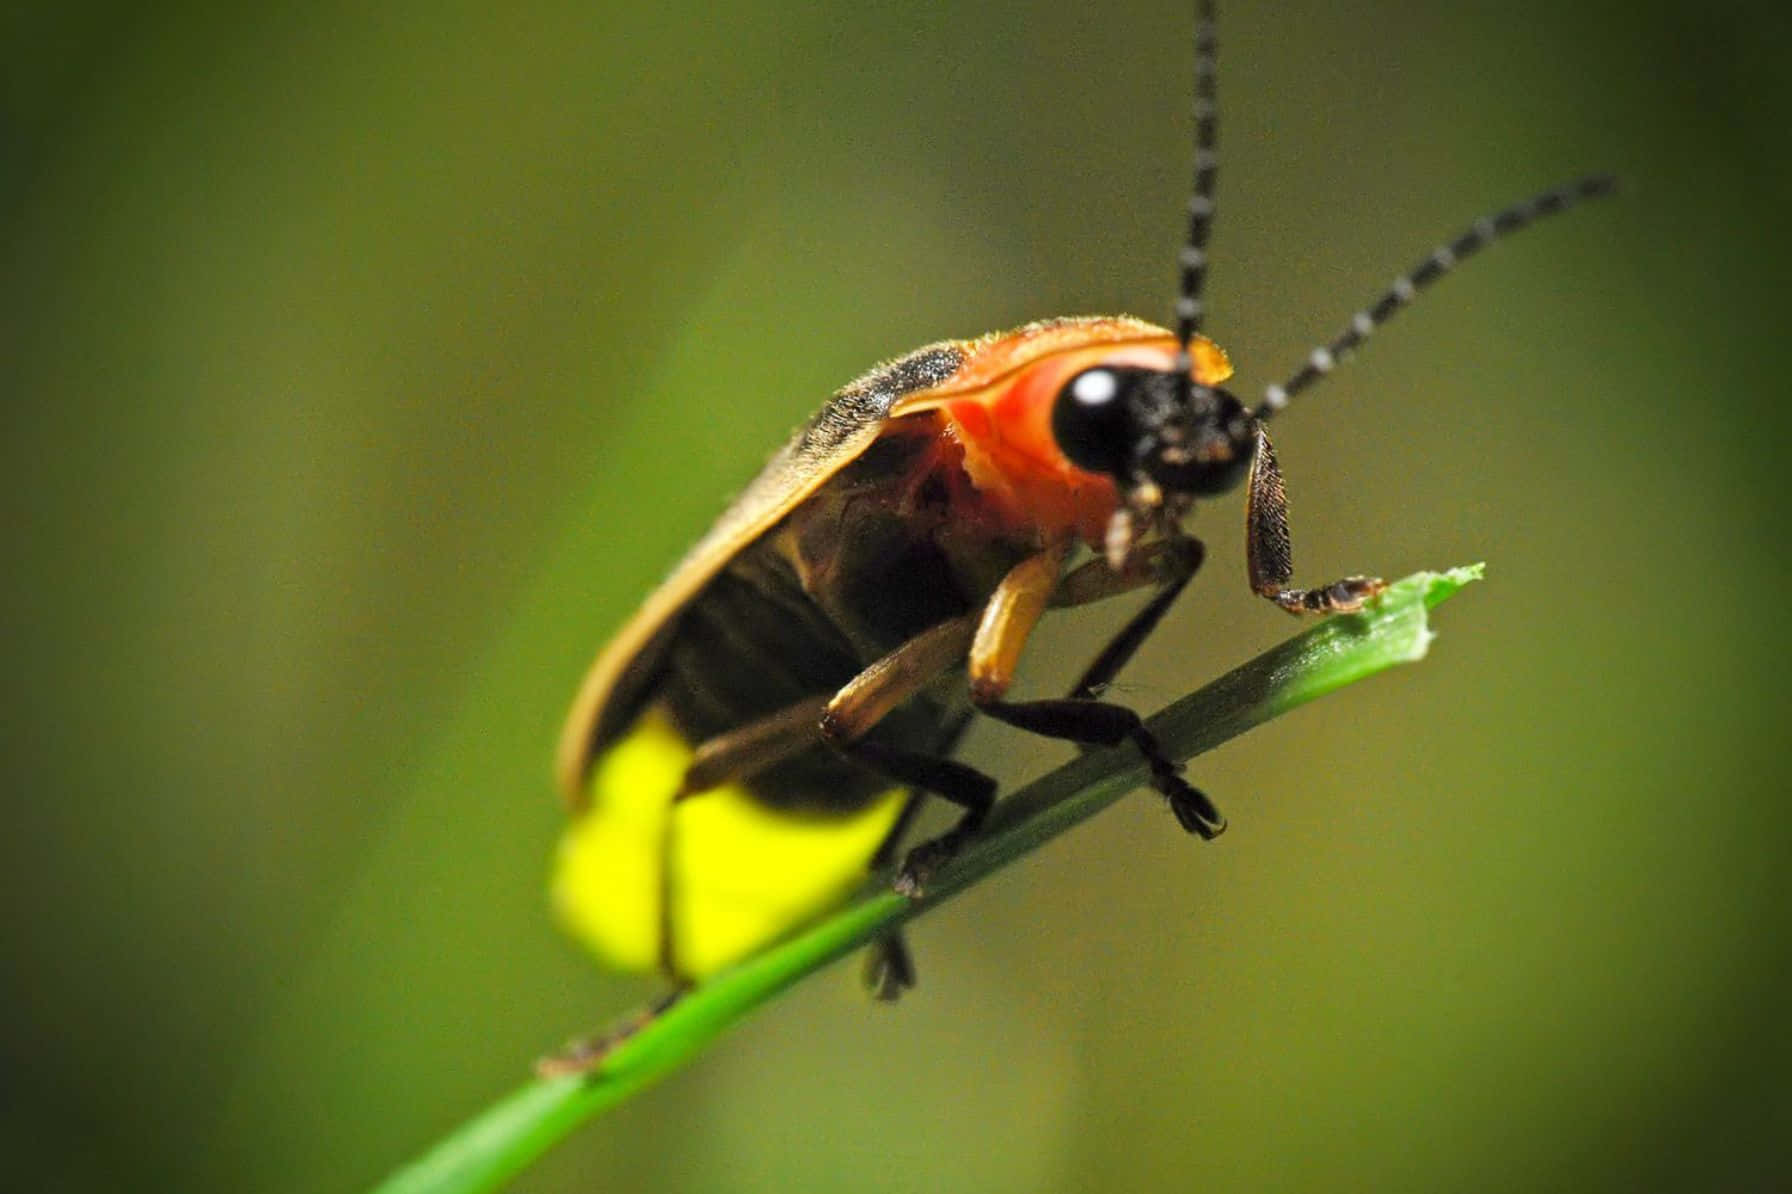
[1052,364,1256,510]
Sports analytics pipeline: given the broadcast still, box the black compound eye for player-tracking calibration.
[1052,367,1135,478]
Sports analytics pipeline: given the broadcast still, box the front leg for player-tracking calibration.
[1246,423,1385,614]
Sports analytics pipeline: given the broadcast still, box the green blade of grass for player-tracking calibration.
[371,564,1483,1194]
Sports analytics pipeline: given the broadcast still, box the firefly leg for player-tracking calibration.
[676,695,831,796]
[968,542,1227,841]
[1048,535,1202,615]
[671,613,997,902]
[665,601,980,798]
[662,618,977,976]
[1246,424,1385,614]
[818,615,977,744]
[536,988,685,1077]
[862,930,917,1002]
[815,614,999,849]
[864,792,927,1000]
[833,735,997,896]
[1058,535,1204,700]
[673,609,977,795]
[660,699,836,981]
[868,542,1094,894]
[669,640,973,987]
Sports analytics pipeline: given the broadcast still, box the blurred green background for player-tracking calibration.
[6,1,1788,1191]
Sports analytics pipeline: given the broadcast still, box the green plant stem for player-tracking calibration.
[371,565,1482,1194]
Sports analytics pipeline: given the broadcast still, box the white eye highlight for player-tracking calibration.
[1072,368,1119,406]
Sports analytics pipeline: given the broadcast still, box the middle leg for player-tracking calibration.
[970,535,1225,840]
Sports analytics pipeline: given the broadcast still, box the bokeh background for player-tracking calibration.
[6,1,1788,1191]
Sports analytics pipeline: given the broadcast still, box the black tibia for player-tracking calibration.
[977,697,1225,839]
[842,737,997,899]
[1068,536,1203,700]
[1043,534,1222,836]
[870,790,926,872]
[536,989,685,1077]
[1245,423,1384,615]
[862,794,925,998]
[864,931,917,1002]
[841,737,997,818]
[898,535,1221,894]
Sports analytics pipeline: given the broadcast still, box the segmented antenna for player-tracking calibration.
[1172,0,1219,399]
[1256,174,1616,421]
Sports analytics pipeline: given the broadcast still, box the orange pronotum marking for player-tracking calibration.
[929,332,1231,546]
